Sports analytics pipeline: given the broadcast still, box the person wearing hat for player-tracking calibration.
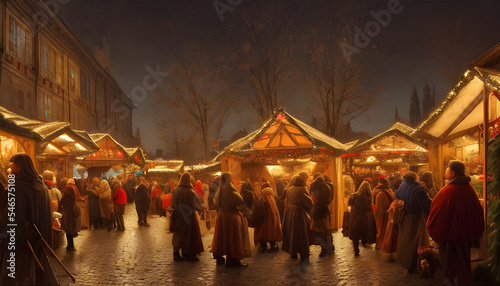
[372,177,396,252]
[254,181,282,252]
[427,160,484,285]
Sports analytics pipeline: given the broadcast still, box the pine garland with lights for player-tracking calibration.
[474,134,500,284]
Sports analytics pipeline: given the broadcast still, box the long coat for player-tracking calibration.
[211,181,251,260]
[281,175,313,257]
[254,188,283,243]
[0,170,58,285]
[348,181,377,245]
[372,183,395,249]
[60,187,82,235]
[171,184,204,256]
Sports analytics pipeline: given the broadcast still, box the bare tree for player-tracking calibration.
[155,120,185,159]
[154,42,235,162]
[225,0,295,122]
[304,2,375,138]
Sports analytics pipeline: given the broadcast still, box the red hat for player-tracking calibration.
[378,174,387,180]
[363,177,373,183]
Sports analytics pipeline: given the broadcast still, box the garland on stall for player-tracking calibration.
[474,134,500,284]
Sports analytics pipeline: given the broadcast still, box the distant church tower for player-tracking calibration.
[395,107,401,123]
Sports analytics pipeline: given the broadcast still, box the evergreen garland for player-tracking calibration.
[475,134,500,284]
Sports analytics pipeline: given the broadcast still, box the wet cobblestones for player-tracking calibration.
[52,204,447,285]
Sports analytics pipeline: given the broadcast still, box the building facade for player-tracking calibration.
[0,0,135,146]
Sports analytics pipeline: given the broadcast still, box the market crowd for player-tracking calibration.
[0,152,486,286]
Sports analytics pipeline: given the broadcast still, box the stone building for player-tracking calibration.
[0,0,135,146]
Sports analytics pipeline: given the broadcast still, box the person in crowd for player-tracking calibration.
[208,176,220,210]
[348,180,377,256]
[419,171,439,199]
[135,177,151,227]
[66,178,85,202]
[42,170,62,212]
[254,182,282,252]
[395,171,432,273]
[211,172,252,267]
[310,173,334,257]
[194,180,204,200]
[123,174,137,203]
[389,172,403,191]
[372,177,396,251]
[0,153,59,285]
[427,160,485,285]
[149,181,163,215]
[112,180,127,231]
[240,180,256,211]
[99,180,114,231]
[58,177,68,192]
[171,173,204,262]
[87,177,101,230]
[60,185,81,251]
[281,173,313,262]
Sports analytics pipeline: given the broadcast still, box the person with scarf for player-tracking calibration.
[427,160,484,285]
[348,180,377,256]
[0,153,59,285]
[211,172,252,267]
[99,180,114,231]
[281,173,314,262]
[395,171,432,272]
[60,185,81,251]
[42,170,62,212]
[310,173,334,257]
[254,182,282,252]
[372,177,397,252]
[171,173,204,261]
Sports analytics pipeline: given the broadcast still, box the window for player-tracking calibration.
[8,15,33,66]
[81,72,91,102]
[96,84,105,115]
[44,95,52,120]
[41,40,63,86]
[69,60,80,96]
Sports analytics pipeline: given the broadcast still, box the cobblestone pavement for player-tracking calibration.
[51,204,447,285]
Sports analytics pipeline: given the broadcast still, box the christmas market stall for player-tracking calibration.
[78,133,131,179]
[344,121,428,178]
[412,67,500,259]
[144,158,184,183]
[214,108,347,229]
[0,106,39,175]
[186,161,221,183]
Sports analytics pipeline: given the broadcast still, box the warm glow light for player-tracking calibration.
[215,171,221,176]
[266,165,285,177]
[58,134,75,142]
[366,156,377,162]
[74,143,85,150]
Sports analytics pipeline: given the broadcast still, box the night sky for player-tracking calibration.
[58,0,500,160]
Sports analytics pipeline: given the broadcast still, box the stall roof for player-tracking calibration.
[125,147,146,166]
[80,133,130,165]
[0,106,99,155]
[214,108,346,161]
[349,122,427,154]
[413,68,500,139]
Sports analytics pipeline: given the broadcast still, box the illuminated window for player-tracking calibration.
[81,72,91,102]
[41,40,63,86]
[44,95,52,120]
[8,14,33,66]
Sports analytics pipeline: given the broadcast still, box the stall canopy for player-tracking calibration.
[413,67,500,139]
[345,122,428,168]
[144,159,184,182]
[215,108,346,163]
[125,147,146,167]
[80,133,130,167]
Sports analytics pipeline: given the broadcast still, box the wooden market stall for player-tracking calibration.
[144,159,184,183]
[0,106,39,174]
[344,121,428,177]
[215,108,347,229]
[412,67,500,259]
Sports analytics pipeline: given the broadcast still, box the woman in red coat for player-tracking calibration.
[112,181,127,231]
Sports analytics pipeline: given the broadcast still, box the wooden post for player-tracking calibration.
[480,85,489,259]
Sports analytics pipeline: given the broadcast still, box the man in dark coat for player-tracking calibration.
[171,173,204,261]
[0,153,59,285]
[427,160,484,285]
[395,171,432,272]
[135,177,151,227]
